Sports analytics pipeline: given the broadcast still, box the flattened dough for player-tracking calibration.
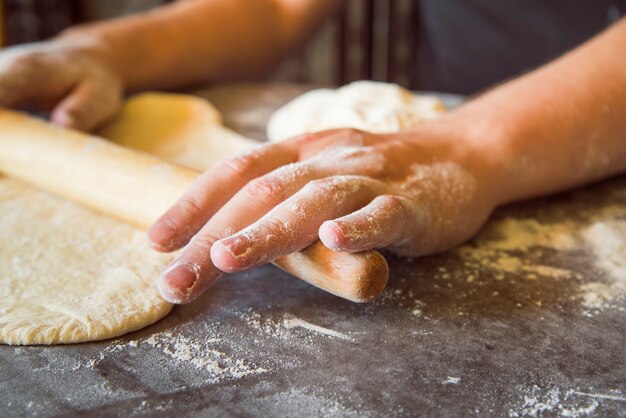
[0,177,174,345]
[1,93,255,346]
[1,84,436,345]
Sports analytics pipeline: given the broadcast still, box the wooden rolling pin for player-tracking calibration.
[0,109,388,302]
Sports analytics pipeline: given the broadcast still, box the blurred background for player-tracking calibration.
[0,0,422,88]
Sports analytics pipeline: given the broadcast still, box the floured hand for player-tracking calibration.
[0,36,122,131]
[148,120,501,304]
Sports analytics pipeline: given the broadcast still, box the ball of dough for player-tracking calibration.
[266,81,447,142]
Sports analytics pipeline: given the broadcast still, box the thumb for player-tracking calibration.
[50,79,121,132]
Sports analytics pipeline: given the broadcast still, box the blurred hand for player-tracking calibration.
[0,36,122,131]
[148,124,500,303]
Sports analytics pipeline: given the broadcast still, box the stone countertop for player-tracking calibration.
[1,83,624,417]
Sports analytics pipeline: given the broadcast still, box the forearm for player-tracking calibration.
[453,18,626,206]
[59,0,337,91]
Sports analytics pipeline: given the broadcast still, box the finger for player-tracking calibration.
[210,175,386,273]
[50,78,120,131]
[148,143,298,252]
[159,175,383,303]
[206,144,382,232]
[319,195,428,253]
[156,161,322,303]
[157,153,383,303]
[149,133,369,254]
[201,140,385,237]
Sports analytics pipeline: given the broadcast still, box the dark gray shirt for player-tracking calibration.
[418,0,626,94]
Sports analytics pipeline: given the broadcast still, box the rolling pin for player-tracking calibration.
[0,109,388,302]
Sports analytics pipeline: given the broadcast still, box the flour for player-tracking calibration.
[443,377,461,385]
[457,217,578,279]
[239,309,287,339]
[79,330,267,383]
[239,310,356,341]
[144,331,267,379]
[580,221,626,313]
[454,204,626,314]
[283,314,354,341]
[507,384,626,418]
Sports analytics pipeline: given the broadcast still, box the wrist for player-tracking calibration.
[444,102,523,208]
[405,112,512,211]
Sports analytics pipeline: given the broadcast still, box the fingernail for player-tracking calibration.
[54,113,75,128]
[163,263,199,292]
[218,233,252,258]
[319,221,344,250]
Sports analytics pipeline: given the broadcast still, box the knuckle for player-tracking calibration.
[262,218,291,238]
[377,194,406,211]
[158,215,179,233]
[190,232,220,252]
[305,175,367,196]
[177,195,205,217]
[218,154,257,177]
[305,177,338,194]
[242,177,284,202]
[293,131,324,143]
[340,127,361,136]
[335,128,366,146]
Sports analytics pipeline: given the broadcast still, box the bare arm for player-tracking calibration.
[453,17,626,204]
[0,0,339,129]
[63,0,340,90]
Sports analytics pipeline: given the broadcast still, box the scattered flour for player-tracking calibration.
[580,221,626,314]
[508,384,625,418]
[143,331,267,380]
[238,310,356,341]
[454,205,626,315]
[375,287,428,318]
[239,309,288,339]
[457,217,579,280]
[509,385,598,417]
[283,314,354,341]
[78,331,267,383]
[442,376,461,385]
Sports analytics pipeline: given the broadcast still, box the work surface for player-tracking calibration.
[2,84,625,417]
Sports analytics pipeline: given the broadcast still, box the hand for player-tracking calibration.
[148,121,501,304]
[0,36,122,131]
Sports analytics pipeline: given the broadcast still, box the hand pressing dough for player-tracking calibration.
[266,81,446,142]
[3,83,422,345]
[0,177,174,345]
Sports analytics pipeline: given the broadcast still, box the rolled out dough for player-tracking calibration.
[0,93,257,345]
[0,177,174,345]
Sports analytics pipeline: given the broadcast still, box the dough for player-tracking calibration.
[266,80,446,142]
[98,93,258,171]
[0,87,400,346]
[0,177,174,345]
[0,93,254,346]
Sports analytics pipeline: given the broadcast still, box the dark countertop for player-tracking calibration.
[1,84,624,417]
